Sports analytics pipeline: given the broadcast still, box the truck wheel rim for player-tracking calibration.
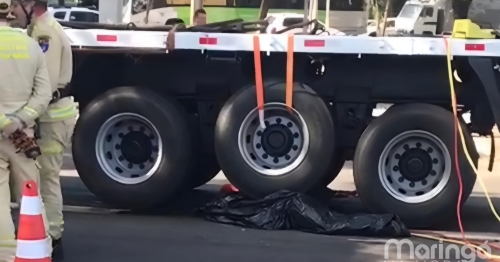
[96,113,163,184]
[378,130,451,204]
[238,103,310,176]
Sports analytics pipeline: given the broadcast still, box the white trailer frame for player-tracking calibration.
[65,29,500,57]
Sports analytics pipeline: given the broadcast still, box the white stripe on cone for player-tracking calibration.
[15,238,51,259]
[19,196,42,215]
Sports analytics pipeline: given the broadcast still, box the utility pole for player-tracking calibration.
[258,0,271,20]
[381,0,391,36]
[190,0,204,25]
[325,0,331,28]
[145,0,155,24]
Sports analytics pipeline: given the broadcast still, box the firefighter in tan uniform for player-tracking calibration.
[0,0,52,261]
[11,0,77,260]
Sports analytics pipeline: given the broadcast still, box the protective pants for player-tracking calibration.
[37,117,76,241]
[0,129,49,262]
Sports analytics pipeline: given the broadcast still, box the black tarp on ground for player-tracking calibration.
[198,190,410,238]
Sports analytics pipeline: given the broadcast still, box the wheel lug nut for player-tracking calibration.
[430,170,436,176]
[115,144,121,150]
[422,179,427,185]
[140,126,146,132]
[276,118,282,124]
[416,142,422,148]
[285,155,291,160]
[257,131,263,136]
[118,155,124,161]
[256,143,262,149]
[149,134,155,140]
[128,163,133,169]
[432,158,438,164]
[293,132,299,138]
[393,166,399,172]
[118,133,124,138]
[128,126,133,131]
[292,145,298,151]
[149,157,154,163]
[273,157,279,163]
[427,147,433,153]
[403,144,410,150]
[287,122,293,128]
[398,177,404,183]
[262,154,268,159]
[395,154,401,159]
[409,182,415,188]
[265,121,270,127]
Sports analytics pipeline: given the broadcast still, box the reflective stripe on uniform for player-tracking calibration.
[0,114,12,129]
[45,103,77,121]
[0,239,17,248]
[21,106,38,119]
[39,140,64,155]
[0,31,30,60]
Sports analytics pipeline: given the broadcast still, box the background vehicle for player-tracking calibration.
[265,13,345,35]
[394,0,448,35]
[49,6,99,22]
[366,17,396,36]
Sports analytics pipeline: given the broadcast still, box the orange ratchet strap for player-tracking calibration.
[253,35,265,128]
[286,35,294,111]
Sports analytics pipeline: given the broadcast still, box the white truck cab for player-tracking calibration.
[395,0,447,35]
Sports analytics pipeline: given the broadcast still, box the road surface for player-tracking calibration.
[12,124,499,261]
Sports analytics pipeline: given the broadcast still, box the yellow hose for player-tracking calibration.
[410,34,500,260]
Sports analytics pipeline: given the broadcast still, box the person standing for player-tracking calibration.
[0,0,52,261]
[11,0,78,260]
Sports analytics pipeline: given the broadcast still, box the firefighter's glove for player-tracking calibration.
[1,115,25,138]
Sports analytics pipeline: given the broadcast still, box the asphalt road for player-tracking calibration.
[14,126,496,262]
[52,154,500,261]
[61,212,493,262]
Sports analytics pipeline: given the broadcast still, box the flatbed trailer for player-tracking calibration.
[64,19,500,228]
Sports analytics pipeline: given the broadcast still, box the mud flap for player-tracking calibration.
[469,57,500,133]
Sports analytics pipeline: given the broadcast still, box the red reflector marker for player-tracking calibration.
[465,44,485,51]
[96,35,117,42]
[199,37,217,45]
[304,40,325,47]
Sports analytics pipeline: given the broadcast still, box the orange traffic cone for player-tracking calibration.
[15,180,51,262]
[220,183,239,194]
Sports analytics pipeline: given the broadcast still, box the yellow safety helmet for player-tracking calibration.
[0,0,11,15]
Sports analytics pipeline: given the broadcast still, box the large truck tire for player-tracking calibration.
[353,103,478,228]
[214,82,336,198]
[73,86,197,209]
